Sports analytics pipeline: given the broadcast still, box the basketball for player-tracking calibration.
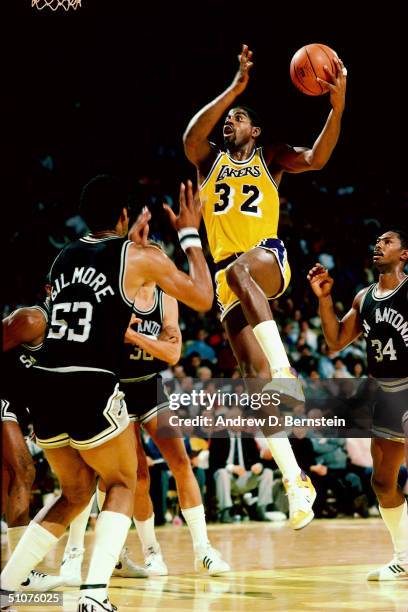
[290,43,338,96]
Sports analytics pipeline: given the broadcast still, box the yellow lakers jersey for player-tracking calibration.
[200,147,280,263]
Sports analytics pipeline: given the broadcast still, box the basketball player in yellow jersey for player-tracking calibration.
[183,44,347,530]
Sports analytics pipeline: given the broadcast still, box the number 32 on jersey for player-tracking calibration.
[214,183,263,217]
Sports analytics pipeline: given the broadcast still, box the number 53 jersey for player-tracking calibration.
[41,235,134,373]
[360,276,408,380]
[200,147,280,263]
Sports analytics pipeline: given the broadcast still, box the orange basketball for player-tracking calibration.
[290,43,338,96]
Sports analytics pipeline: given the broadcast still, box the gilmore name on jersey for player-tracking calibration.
[200,147,280,263]
[50,266,114,303]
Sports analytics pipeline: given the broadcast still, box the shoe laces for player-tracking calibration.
[64,546,84,560]
[30,570,47,579]
[199,545,220,560]
[145,544,161,562]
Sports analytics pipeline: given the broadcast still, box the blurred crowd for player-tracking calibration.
[4,144,408,529]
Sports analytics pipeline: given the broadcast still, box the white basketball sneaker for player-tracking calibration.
[143,545,168,576]
[77,595,117,611]
[60,546,84,587]
[194,545,230,576]
[263,367,305,408]
[367,558,408,581]
[20,570,65,591]
[112,546,148,578]
[284,471,316,530]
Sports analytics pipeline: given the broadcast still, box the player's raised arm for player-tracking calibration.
[267,56,347,175]
[307,263,363,351]
[127,181,213,312]
[183,44,253,169]
[2,307,47,352]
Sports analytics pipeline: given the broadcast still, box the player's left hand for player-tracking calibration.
[128,206,151,246]
[163,180,202,231]
[316,56,347,114]
[124,314,142,344]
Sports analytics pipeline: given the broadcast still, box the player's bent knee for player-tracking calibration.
[225,261,250,294]
[371,476,395,498]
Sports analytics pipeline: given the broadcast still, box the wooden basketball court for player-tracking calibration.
[2,518,408,611]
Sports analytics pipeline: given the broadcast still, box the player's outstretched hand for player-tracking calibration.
[128,206,151,246]
[307,263,334,297]
[163,180,202,231]
[230,44,254,95]
[316,56,347,114]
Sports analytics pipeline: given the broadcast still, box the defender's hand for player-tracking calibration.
[124,314,142,344]
[163,180,202,231]
[128,206,151,246]
[231,44,254,95]
[316,56,347,114]
[307,263,334,298]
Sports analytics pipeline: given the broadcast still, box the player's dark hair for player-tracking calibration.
[79,174,128,232]
[386,228,408,249]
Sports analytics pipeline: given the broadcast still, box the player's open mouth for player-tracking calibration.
[223,126,234,136]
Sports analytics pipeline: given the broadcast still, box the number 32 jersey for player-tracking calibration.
[360,276,408,379]
[199,147,280,263]
[41,235,134,373]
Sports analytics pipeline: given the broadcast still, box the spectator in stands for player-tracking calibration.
[208,408,274,523]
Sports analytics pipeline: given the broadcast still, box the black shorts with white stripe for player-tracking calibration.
[120,373,169,426]
[29,367,129,450]
[372,379,408,441]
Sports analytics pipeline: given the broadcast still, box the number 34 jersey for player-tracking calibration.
[41,235,134,373]
[360,276,408,379]
[199,147,280,263]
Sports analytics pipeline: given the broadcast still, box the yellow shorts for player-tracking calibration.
[214,237,291,321]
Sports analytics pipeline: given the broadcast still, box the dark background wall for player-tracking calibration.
[3,1,408,306]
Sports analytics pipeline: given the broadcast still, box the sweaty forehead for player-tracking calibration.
[227,108,250,120]
[377,232,397,241]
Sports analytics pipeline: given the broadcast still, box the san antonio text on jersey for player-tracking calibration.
[119,287,168,380]
[360,276,408,380]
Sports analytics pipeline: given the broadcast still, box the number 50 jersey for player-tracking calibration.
[199,147,280,263]
[360,276,408,379]
[41,235,134,373]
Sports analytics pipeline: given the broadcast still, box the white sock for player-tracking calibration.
[96,487,106,512]
[1,521,58,590]
[7,525,27,555]
[266,432,300,481]
[181,505,209,554]
[253,320,290,371]
[83,511,131,601]
[134,514,159,555]
[66,495,95,551]
[379,501,408,564]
